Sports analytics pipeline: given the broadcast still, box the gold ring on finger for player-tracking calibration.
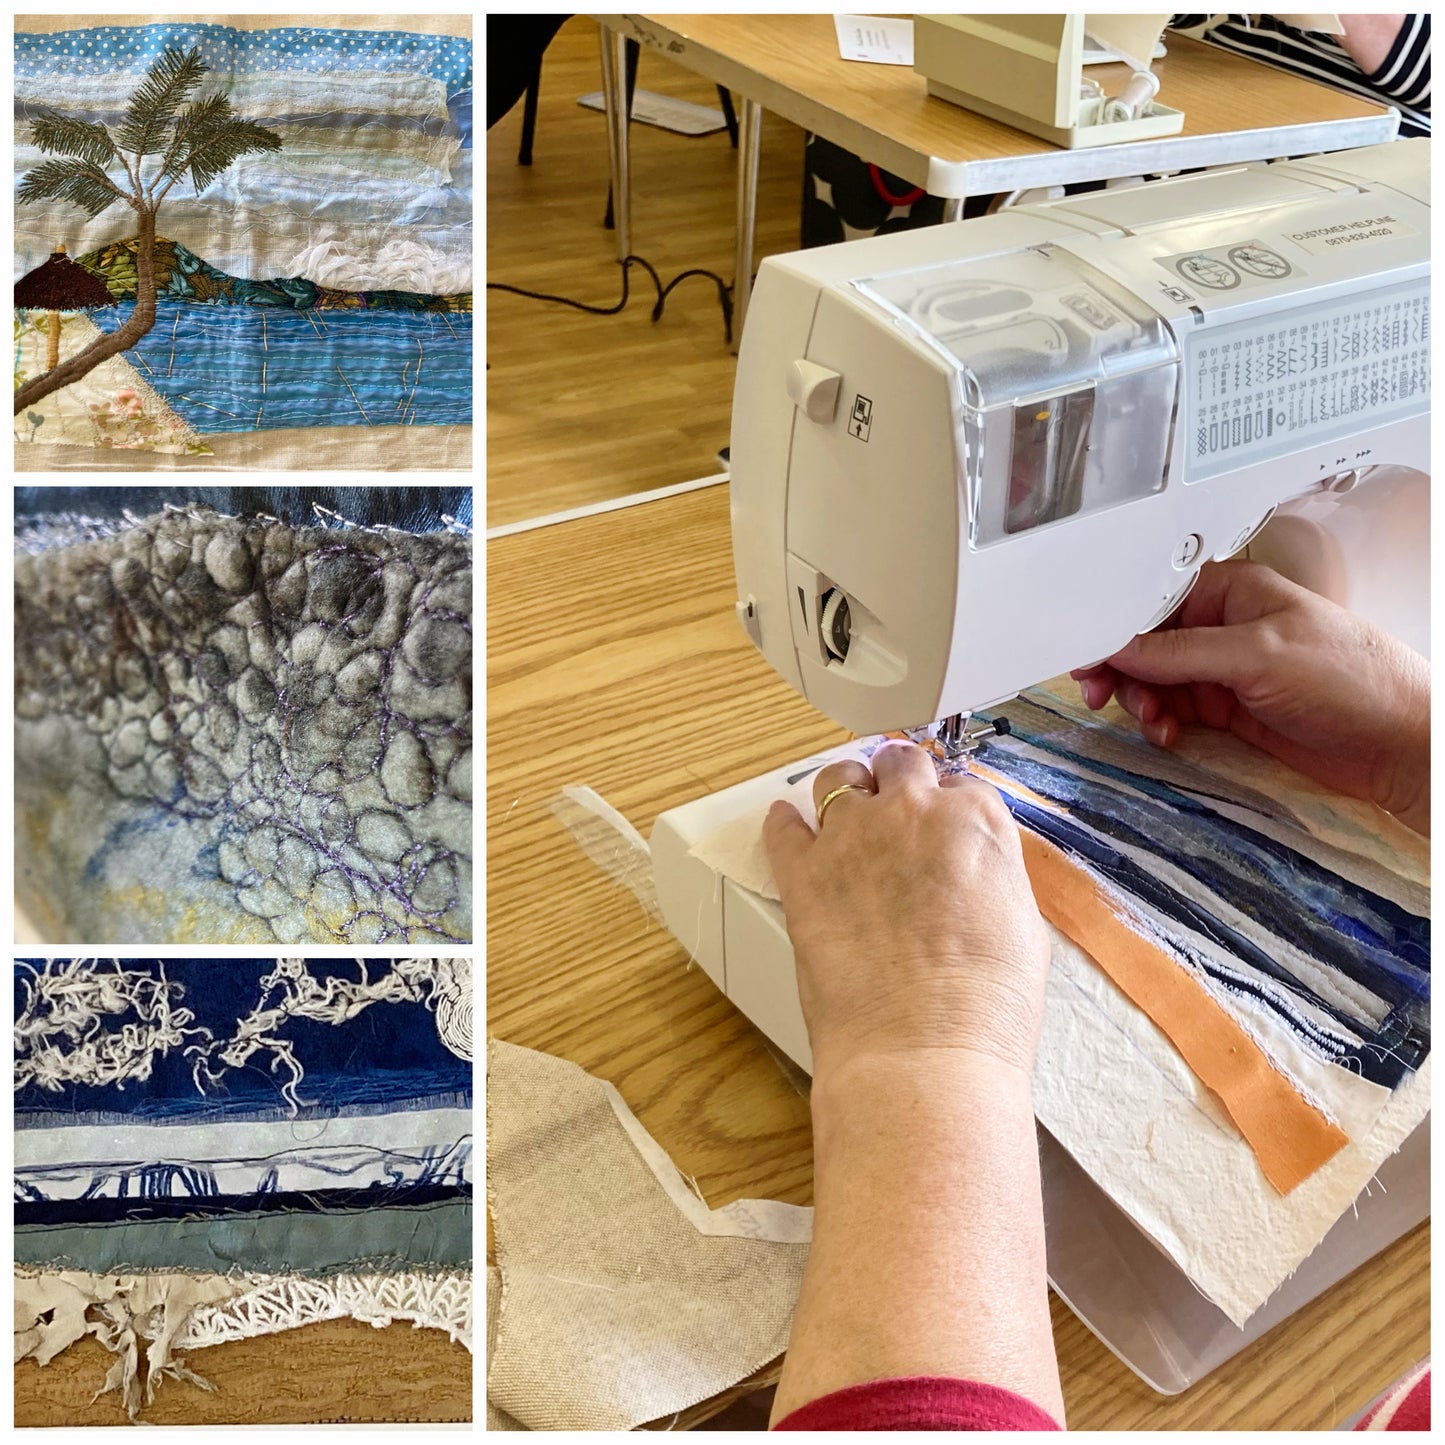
[816,783,872,828]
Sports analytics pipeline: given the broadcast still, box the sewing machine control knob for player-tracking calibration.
[1172,533,1202,569]
[819,589,851,660]
[787,359,842,424]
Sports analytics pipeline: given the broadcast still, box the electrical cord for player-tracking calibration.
[487,254,734,344]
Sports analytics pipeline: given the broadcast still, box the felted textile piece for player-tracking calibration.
[487,1039,810,1431]
[15,18,472,467]
[680,686,1430,1324]
[14,495,472,943]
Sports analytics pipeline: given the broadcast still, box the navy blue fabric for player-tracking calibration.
[14,959,471,1127]
[15,1180,471,1227]
[15,485,473,534]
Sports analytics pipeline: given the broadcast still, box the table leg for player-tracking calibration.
[732,97,763,352]
[599,29,631,260]
[942,196,966,222]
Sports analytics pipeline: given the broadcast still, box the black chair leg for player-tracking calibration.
[518,63,541,165]
[604,38,641,230]
[718,86,738,147]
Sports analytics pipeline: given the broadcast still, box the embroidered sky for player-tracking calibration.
[15,23,472,287]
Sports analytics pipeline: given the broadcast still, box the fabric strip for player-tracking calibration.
[1018,829,1350,1193]
[14,1106,473,1166]
[14,1197,472,1275]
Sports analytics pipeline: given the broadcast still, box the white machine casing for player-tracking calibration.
[652,142,1430,1393]
[730,140,1428,733]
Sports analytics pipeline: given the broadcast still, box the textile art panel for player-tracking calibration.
[14,957,473,1422]
[686,683,1430,1323]
[15,18,471,469]
[15,487,473,944]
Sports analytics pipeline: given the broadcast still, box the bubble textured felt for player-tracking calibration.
[15,507,472,943]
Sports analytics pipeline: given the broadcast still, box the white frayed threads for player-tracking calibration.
[17,959,472,1111]
[15,960,211,1095]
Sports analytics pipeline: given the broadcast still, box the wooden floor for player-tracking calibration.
[485,16,804,527]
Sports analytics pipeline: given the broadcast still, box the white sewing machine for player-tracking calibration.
[651,141,1429,1391]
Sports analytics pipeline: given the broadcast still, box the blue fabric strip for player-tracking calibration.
[16,25,472,92]
[15,1180,471,1227]
[976,699,1430,1088]
[15,959,472,1125]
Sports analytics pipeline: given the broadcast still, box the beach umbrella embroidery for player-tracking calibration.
[15,242,116,372]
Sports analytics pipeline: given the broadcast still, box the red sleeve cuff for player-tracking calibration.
[773,1375,1064,1431]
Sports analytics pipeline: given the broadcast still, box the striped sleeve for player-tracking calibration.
[1167,14,1431,136]
[1366,13,1431,111]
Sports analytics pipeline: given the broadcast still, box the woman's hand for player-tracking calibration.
[1072,560,1430,835]
[763,740,1051,1078]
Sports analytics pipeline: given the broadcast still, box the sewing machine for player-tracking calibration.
[651,141,1429,1391]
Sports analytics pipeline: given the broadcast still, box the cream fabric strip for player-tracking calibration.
[15,424,473,472]
[487,1039,808,1431]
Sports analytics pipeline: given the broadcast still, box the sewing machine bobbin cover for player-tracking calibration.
[653,140,1430,1391]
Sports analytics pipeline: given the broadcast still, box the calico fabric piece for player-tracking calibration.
[14,490,472,944]
[15,16,471,470]
[683,683,1430,1324]
[488,1039,809,1431]
[14,957,474,1419]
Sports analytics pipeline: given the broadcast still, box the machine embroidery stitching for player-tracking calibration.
[15,505,473,943]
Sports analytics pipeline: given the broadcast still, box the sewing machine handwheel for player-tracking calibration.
[820,589,851,660]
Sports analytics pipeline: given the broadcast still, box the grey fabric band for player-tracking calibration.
[14,1197,473,1275]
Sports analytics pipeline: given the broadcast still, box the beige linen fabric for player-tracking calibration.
[487,1040,809,1431]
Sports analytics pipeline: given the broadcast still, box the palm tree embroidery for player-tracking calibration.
[15,46,282,416]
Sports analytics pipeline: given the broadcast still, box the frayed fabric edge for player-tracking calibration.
[15,1265,473,1420]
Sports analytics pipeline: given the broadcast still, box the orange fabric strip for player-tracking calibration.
[1018,828,1350,1194]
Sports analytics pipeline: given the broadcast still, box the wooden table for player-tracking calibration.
[595,14,1398,339]
[487,485,1430,1429]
